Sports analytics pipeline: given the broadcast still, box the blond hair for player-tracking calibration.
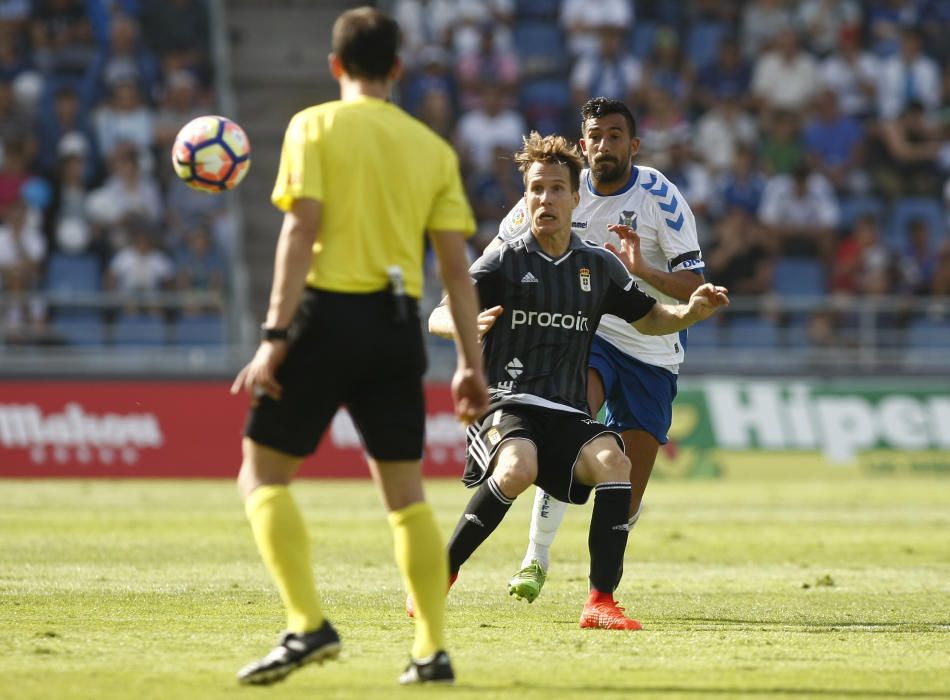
[513,131,584,192]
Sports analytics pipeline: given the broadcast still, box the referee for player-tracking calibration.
[231,7,488,687]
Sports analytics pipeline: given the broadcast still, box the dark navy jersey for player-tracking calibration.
[470,230,656,414]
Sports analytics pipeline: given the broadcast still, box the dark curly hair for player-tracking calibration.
[580,97,637,138]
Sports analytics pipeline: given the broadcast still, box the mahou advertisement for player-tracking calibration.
[0,382,468,479]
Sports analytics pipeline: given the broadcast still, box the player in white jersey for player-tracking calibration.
[498,98,707,603]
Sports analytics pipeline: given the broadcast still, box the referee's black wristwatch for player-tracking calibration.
[260,325,289,342]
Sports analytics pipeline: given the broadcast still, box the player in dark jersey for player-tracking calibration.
[426,132,729,629]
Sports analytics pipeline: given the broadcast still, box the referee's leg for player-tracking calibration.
[369,458,448,662]
[238,438,326,634]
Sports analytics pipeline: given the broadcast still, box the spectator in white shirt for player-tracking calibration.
[876,27,941,120]
[105,216,174,314]
[795,0,862,57]
[819,26,878,120]
[454,82,525,175]
[758,163,840,262]
[692,92,758,174]
[92,72,156,173]
[740,0,792,58]
[751,28,819,114]
[560,0,632,59]
[86,141,162,237]
[570,24,643,110]
[0,195,45,285]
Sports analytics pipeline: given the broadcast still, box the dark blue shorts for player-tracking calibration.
[588,335,677,444]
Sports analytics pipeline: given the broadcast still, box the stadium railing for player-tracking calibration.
[423,294,950,379]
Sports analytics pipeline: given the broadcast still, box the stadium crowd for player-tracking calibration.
[0,0,230,348]
[2,0,948,355]
[395,0,950,353]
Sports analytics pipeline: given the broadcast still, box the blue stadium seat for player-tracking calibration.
[520,79,570,134]
[175,314,225,346]
[684,319,720,350]
[686,22,726,70]
[888,197,945,249]
[45,253,101,293]
[905,317,950,349]
[513,22,565,78]
[112,314,168,346]
[51,311,107,347]
[773,257,826,297]
[724,316,780,349]
[628,21,657,59]
[837,196,885,233]
[515,0,560,20]
[782,317,813,348]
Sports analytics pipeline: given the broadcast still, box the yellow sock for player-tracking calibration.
[245,485,324,634]
[388,501,447,659]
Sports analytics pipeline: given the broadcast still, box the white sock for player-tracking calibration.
[521,488,568,571]
[628,501,643,528]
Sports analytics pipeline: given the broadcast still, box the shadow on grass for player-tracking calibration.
[461,684,947,698]
[662,618,950,633]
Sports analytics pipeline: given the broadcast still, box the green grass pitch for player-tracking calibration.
[1,475,947,699]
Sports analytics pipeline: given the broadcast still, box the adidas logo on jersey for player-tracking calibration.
[521,272,539,284]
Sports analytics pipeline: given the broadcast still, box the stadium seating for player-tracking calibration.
[684,319,721,350]
[519,78,570,135]
[773,257,827,297]
[45,253,102,294]
[905,316,950,348]
[628,21,657,59]
[724,316,781,349]
[175,314,226,346]
[838,196,885,233]
[515,0,560,21]
[111,314,168,347]
[513,22,566,78]
[686,21,727,70]
[903,316,950,369]
[50,312,107,347]
[888,197,945,249]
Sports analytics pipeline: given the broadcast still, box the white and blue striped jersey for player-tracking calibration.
[498,165,704,370]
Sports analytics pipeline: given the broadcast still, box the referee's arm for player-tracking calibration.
[231,198,318,399]
[264,198,320,329]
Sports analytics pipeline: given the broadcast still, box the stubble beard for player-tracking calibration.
[591,157,630,187]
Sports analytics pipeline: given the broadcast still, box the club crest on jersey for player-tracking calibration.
[487,428,501,446]
[511,207,526,229]
[618,210,638,229]
[579,267,591,292]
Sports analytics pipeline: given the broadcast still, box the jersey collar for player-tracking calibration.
[520,229,586,259]
[586,166,639,197]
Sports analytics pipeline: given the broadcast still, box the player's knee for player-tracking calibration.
[492,451,537,498]
[594,448,631,484]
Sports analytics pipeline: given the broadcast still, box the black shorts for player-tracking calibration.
[244,288,427,460]
[463,403,623,504]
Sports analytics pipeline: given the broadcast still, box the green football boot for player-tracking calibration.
[507,560,547,603]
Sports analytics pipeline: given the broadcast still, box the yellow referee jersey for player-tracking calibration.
[271,95,475,299]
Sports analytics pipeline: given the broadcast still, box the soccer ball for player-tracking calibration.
[171,115,251,193]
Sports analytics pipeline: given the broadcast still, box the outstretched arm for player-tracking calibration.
[632,283,730,336]
[430,302,503,340]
